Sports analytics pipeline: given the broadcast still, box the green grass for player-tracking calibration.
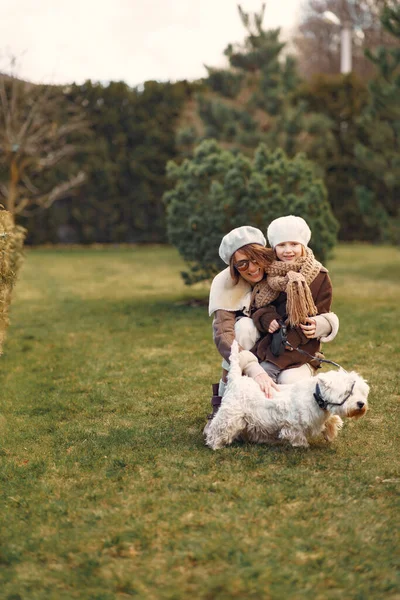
[0,244,399,600]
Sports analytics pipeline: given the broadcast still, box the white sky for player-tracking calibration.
[1,0,303,88]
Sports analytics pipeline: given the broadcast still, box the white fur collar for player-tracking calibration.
[208,268,252,316]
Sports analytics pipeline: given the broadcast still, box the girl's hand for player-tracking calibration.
[300,317,317,338]
[268,319,280,334]
[254,372,280,399]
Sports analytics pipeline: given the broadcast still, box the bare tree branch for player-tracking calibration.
[0,59,87,219]
[17,171,86,215]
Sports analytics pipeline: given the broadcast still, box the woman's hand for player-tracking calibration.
[300,317,317,338]
[254,372,280,399]
[268,319,280,334]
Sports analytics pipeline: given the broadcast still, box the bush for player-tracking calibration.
[164,139,339,284]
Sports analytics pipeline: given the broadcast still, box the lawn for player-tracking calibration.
[0,244,399,600]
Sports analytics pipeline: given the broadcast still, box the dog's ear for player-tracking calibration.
[315,373,332,394]
[316,370,349,404]
[313,374,333,407]
[348,372,370,398]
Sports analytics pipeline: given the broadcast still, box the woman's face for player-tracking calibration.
[233,249,264,284]
[275,242,303,262]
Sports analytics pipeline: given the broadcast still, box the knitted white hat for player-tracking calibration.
[219,226,266,264]
[267,215,311,248]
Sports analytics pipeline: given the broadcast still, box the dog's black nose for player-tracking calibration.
[357,401,365,409]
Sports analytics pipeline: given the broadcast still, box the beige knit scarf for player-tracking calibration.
[252,248,322,326]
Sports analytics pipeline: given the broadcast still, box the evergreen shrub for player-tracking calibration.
[164,139,338,284]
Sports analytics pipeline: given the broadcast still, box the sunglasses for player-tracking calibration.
[234,259,259,272]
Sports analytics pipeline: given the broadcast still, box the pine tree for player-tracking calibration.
[176,4,399,244]
[182,4,301,156]
[164,139,338,284]
[293,73,370,240]
[355,4,400,243]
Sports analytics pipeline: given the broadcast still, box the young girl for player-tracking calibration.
[251,215,339,384]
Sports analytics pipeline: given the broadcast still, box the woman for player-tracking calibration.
[205,223,339,433]
[205,226,278,432]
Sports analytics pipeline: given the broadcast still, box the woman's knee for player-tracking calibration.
[234,317,260,350]
[277,363,314,384]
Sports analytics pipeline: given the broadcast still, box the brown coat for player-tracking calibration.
[251,270,332,370]
[212,309,238,363]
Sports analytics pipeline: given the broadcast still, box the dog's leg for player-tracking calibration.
[205,406,246,450]
[279,427,309,448]
[322,415,343,442]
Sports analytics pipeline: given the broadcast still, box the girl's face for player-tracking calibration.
[233,249,264,284]
[275,242,303,262]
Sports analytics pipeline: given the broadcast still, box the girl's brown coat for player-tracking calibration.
[251,270,332,370]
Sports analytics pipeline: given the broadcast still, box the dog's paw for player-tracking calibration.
[279,427,309,448]
[322,415,344,442]
[205,439,222,451]
[291,439,309,448]
[329,415,344,429]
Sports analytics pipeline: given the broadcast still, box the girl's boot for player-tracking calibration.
[203,383,222,436]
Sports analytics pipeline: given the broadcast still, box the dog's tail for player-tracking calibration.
[228,340,242,382]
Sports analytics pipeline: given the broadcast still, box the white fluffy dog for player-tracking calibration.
[206,341,369,450]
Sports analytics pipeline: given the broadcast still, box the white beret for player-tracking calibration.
[267,215,311,248]
[219,226,266,264]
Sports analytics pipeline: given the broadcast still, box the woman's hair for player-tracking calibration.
[229,243,274,284]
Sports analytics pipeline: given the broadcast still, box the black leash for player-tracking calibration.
[285,341,347,372]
